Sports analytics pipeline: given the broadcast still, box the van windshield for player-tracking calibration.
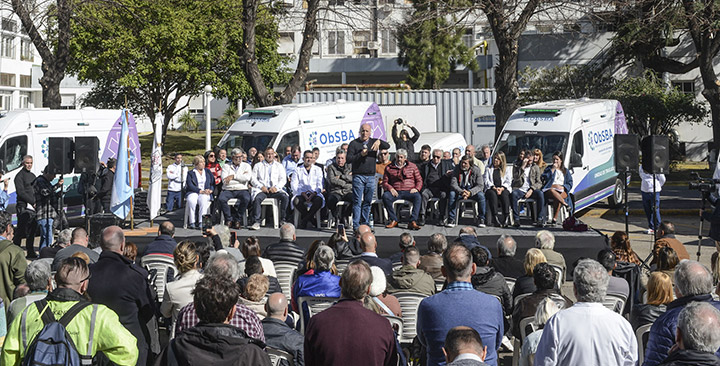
[218,132,277,154]
[494,131,568,164]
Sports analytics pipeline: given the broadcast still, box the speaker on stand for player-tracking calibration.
[614,134,639,235]
[74,136,100,229]
[642,135,670,246]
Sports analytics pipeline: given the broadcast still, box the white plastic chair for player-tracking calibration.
[298,296,339,333]
[549,264,564,287]
[273,261,298,303]
[293,206,322,229]
[383,314,404,340]
[602,293,627,314]
[140,254,178,301]
[391,199,414,223]
[454,199,479,225]
[636,323,652,365]
[505,277,516,294]
[512,316,537,366]
[260,197,280,229]
[266,346,295,366]
[335,259,350,276]
[393,292,429,344]
[513,293,531,308]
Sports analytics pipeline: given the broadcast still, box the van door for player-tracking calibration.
[570,123,617,211]
[276,130,300,158]
[0,134,30,206]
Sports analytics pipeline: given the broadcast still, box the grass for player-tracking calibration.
[139,130,227,169]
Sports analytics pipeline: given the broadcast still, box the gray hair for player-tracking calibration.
[313,245,335,272]
[535,230,555,250]
[212,224,231,248]
[573,259,609,303]
[678,301,720,352]
[57,228,73,246]
[432,148,443,156]
[279,223,295,241]
[205,252,240,281]
[497,234,517,257]
[427,233,448,254]
[399,232,414,249]
[335,147,346,156]
[396,148,408,158]
[675,260,713,297]
[459,226,477,237]
[26,260,51,291]
[231,148,243,157]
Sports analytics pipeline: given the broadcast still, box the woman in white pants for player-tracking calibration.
[186,155,214,229]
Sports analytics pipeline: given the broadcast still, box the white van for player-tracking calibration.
[0,108,141,216]
[218,101,386,163]
[494,98,628,211]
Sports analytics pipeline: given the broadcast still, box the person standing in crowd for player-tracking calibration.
[511,149,544,227]
[534,259,637,365]
[185,155,214,230]
[33,167,63,251]
[448,155,486,228]
[0,211,26,314]
[291,150,325,230]
[88,226,156,366]
[347,123,390,230]
[326,148,353,227]
[219,148,252,229]
[97,158,116,213]
[392,118,420,162]
[416,144,432,165]
[419,148,453,226]
[382,148,423,230]
[13,155,37,257]
[640,165,666,235]
[250,147,288,230]
[484,151,513,227]
[0,173,9,211]
[166,153,186,211]
[541,151,573,225]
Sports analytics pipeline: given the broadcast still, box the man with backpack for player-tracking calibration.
[2,256,138,365]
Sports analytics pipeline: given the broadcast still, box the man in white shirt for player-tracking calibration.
[640,166,666,235]
[291,150,324,229]
[166,153,186,211]
[250,147,288,230]
[534,259,637,366]
[219,148,252,229]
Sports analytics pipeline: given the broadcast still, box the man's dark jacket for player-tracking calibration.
[154,323,271,366]
[357,254,393,276]
[658,349,720,366]
[14,167,36,209]
[263,240,305,264]
[347,137,390,176]
[97,168,114,210]
[491,256,525,279]
[262,317,304,366]
[144,235,178,256]
[419,159,454,190]
[471,266,511,314]
[89,250,156,366]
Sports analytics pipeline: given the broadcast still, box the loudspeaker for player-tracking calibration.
[74,136,100,173]
[614,134,639,173]
[88,213,121,248]
[641,135,670,174]
[47,137,74,175]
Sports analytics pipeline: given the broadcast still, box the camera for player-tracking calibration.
[688,172,719,193]
[394,118,404,124]
[202,214,212,231]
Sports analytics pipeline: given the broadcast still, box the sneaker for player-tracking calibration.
[646,228,655,235]
[446,222,456,228]
[250,222,260,230]
[477,218,486,228]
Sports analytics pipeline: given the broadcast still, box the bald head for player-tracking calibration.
[360,232,377,252]
[266,293,289,319]
[101,226,125,253]
[356,224,372,236]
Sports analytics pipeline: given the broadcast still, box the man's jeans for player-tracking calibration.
[642,191,661,230]
[382,191,422,222]
[218,189,251,223]
[448,190,486,223]
[511,188,545,222]
[352,175,376,228]
[252,191,289,224]
[38,218,53,249]
[166,190,182,211]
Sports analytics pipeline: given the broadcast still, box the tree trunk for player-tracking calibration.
[699,60,720,152]
[39,62,62,109]
[492,34,520,142]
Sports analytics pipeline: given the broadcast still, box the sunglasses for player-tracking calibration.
[433,155,442,159]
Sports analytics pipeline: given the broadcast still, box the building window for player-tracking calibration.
[672,81,695,95]
[1,36,14,59]
[381,29,396,54]
[353,31,371,54]
[327,31,345,55]
[461,28,473,48]
[536,24,554,34]
[0,92,11,111]
[60,94,76,109]
[20,39,33,61]
[0,73,15,87]
[1,18,17,33]
[19,92,29,108]
[19,75,31,88]
[278,32,294,55]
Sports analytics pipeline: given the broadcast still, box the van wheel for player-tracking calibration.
[608,179,624,208]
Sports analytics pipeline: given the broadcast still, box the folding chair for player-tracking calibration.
[393,292,429,344]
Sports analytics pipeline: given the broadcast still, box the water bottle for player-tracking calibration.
[369,213,374,228]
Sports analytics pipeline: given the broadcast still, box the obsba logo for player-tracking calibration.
[309,129,356,148]
[587,128,614,151]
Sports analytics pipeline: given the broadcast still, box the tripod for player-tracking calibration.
[697,191,708,261]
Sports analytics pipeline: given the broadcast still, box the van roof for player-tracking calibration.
[0,109,124,135]
[506,99,619,132]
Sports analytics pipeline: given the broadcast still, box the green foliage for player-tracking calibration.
[397,0,478,89]
[606,71,707,137]
[217,103,240,130]
[519,65,615,105]
[178,112,199,132]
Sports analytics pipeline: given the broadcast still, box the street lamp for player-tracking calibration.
[204,84,213,151]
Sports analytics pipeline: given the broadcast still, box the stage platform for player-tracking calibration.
[122,211,609,281]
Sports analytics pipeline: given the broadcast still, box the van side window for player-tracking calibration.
[0,135,27,171]
[277,131,299,152]
[572,131,583,157]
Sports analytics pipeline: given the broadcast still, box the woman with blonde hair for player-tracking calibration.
[610,231,642,266]
[513,248,547,299]
[239,274,270,319]
[484,151,513,227]
[630,271,672,330]
[533,148,547,170]
[160,241,203,337]
[185,155,214,230]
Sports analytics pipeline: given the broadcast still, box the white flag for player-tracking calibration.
[147,115,163,219]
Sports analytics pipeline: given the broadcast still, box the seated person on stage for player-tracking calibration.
[419,148,453,226]
[291,150,325,230]
[326,148,353,227]
[219,148,252,229]
[249,147,288,230]
[382,148,423,230]
[448,155,486,228]
[186,155,215,230]
[484,151,513,228]
[510,149,544,227]
[540,151,573,225]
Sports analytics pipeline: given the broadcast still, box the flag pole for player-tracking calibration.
[125,108,134,230]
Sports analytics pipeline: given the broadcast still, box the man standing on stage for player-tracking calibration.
[166,153,186,212]
[347,123,390,230]
[14,155,37,257]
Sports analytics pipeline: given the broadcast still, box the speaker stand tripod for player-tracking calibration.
[623,169,630,235]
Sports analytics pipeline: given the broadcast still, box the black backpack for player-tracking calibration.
[21,299,98,366]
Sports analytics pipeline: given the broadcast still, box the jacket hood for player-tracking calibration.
[392,266,430,288]
[178,323,265,349]
[471,266,496,285]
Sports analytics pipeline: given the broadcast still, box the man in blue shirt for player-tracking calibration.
[417,244,503,366]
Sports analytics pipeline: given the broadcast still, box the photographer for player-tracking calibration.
[392,118,420,162]
[34,166,63,251]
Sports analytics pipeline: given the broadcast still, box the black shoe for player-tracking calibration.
[418,217,425,226]
[477,218,486,228]
[512,222,520,228]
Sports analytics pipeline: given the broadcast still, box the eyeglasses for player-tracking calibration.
[208,154,215,157]
[433,155,442,159]
[381,152,389,155]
